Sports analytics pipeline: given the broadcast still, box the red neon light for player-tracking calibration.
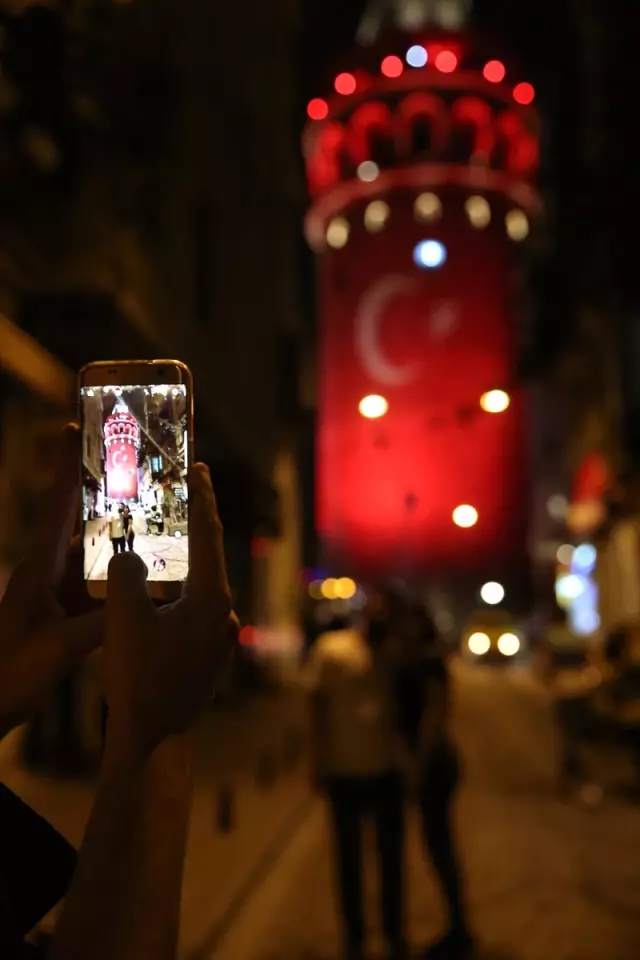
[513,82,535,105]
[307,98,329,121]
[435,50,458,74]
[483,60,506,83]
[335,72,356,95]
[381,55,403,78]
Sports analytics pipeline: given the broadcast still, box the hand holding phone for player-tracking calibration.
[79,361,193,602]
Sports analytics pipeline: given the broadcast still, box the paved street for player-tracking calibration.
[87,523,189,581]
[212,663,640,960]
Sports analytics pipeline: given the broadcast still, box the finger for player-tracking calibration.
[24,424,81,588]
[106,553,154,638]
[185,463,231,614]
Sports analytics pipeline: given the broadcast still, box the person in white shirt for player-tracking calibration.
[109,510,126,555]
[306,614,405,960]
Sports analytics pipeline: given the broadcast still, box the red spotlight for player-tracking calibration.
[381,55,403,78]
[513,82,535,105]
[335,72,356,95]
[483,60,505,83]
[435,50,458,73]
[307,98,329,121]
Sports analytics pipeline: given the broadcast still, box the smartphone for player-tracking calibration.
[79,360,193,601]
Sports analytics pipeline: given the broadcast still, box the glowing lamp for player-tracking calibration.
[381,55,403,78]
[513,82,535,105]
[497,633,520,656]
[359,394,389,419]
[308,580,324,600]
[468,632,491,656]
[480,582,505,605]
[506,209,530,241]
[307,98,328,121]
[480,389,510,413]
[336,577,357,600]
[573,543,597,574]
[466,196,491,229]
[483,60,506,83]
[335,72,356,95]
[413,239,447,269]
[406,45,428,68]
[435,51,458,73]
[364,200,390,232]
[414,192,442,222]
[453,505,478,528]
[357,160,380,182]
[326,217,350,249]
[321,578,339,600]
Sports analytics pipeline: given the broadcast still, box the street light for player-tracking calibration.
[480,581,504,605]
[480,389,510,413]
[359,394,388,419]
[453,504,478,528]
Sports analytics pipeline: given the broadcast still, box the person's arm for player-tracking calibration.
[49,735,192,960]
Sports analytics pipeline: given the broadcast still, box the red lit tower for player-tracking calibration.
[303,0,540,584]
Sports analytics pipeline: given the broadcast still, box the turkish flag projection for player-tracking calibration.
[317,188,528,577]
[105,411,139,501]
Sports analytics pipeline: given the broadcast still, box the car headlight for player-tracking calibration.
[497,633,520,656]
[468,632,491,656]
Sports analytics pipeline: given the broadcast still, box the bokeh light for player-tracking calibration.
[556,544,574,566]
[453,504,478,528]
[336,577,357,600]
[506,209,530,241]
[357,160,380,182]
[497,633,520,656]
[413,239,447,269]
[468,632,491,656]
[480,389,510,413]
[480,582,505,605]
[359,394,389,419]
[414,192,442,222]
[435,50,458,73]
[483,60,506,83]
[406,45,428,68]
[307,98,328,121]
[334,72,356,95]
[465,195,491,229]
[364,200,390,232]
[326,217,350,249]
[513,82,535,105]
[381,55,403,78]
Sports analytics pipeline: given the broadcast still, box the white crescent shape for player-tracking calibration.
[112,450,123,467]
[355,275,421,386]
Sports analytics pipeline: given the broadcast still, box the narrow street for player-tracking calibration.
[210,663,640,960]
[87,517,188,581]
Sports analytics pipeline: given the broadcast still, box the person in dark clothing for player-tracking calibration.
[394,603,474,959]
[122,506,135,552]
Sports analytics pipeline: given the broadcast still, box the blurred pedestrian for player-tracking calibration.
[393,602,474,959]
[122,506,135,552]
[543,603,601,800]
[109,509,126,555]
[305,610,406,960]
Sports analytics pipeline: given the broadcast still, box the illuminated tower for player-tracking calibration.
[104,398,140,501]
[303,0,540,580]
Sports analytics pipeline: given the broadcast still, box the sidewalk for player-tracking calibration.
[0,683,311,956]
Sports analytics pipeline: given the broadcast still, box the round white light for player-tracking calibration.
[480,582,505,605]
[498,633,520,656]
[357,160,380,183]
[466,195,491,229]
[468,632,491,656]
[326,217,350,249]
[414,239,447,269]
[506,209,530,241]
[359,394,389,419]
[453,504,478,528]
[547,494,568,521]
[480,389,510,413]
[364,200,390,233]
[556,544,574,566]
[406,44,428,68]
[174,530,183,539]
[414,192,442,222]
[556,573,586,603]
[572,543,597,574]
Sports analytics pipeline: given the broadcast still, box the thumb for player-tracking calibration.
[106,553,153,637]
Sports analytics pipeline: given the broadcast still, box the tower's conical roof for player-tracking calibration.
[357,0,472,45]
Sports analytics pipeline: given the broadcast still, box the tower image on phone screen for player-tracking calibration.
[81,383,189,583]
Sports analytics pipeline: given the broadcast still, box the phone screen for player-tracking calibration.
[81,377,190,589]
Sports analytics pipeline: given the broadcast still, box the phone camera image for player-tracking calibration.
[81,384,189,583]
